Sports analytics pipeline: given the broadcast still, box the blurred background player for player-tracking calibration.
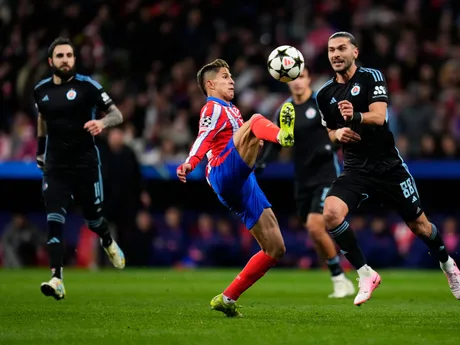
[34,37,125,300]
[257,66,354,298]
[316,31,460,306]
[176,59,295,317]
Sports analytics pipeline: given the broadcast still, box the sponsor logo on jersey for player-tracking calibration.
[373,85,386,95]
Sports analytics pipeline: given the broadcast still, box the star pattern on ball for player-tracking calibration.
[293,55,303,69]
[275,49,292,79]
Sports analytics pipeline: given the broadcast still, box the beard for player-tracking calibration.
[52,64,76,82]
[333,59,353,74]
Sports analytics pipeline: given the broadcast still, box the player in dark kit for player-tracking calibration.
[316,31,460,306]
[258,67,354,298]
[33,37,125,300]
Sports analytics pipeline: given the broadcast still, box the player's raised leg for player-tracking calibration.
[240,105,295,149]
[406,213,460,299]
[40,172,70,300]
[323,195,381,306]
[306,213,354,298]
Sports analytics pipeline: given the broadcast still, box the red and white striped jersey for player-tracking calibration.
[185,97,244,173]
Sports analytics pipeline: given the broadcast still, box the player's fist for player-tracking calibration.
[176,163,192,183]
[36,154,44,170]
[335,128,361,143]
[338,100,354,121]
[84,120,105,136]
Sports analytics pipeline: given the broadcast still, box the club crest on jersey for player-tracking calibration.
[351,84,360,96]
[66,89,77,100]
[305,107,317,119]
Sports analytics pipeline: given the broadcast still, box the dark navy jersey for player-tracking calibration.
[33,74,114,170]
[259,93,339,186]
[316,66,402,173]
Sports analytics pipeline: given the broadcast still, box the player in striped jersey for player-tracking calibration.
[177,59,295,317]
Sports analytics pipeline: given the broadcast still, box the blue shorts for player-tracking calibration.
[208,139,271,230]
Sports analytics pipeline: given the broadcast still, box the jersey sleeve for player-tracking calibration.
[185,104,222,170]
[89,81,114,112]
[316,91,337,130]
[366,68,388,104]
[32,89,40,114]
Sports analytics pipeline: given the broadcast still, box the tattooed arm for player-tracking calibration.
[84,105,123,136]
[101,105,123,128]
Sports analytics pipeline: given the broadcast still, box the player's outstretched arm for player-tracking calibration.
[36,113,47,169]
[84,105,123,136]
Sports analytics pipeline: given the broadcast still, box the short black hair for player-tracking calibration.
[303,64,312,76]
[328,31,358,47]
[47,37,75,58]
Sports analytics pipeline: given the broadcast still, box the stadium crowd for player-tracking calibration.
[1,0,460,162]
[1,0,460,269]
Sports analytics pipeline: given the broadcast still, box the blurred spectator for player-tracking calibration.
[0,1,459,163]
[102,126,151,249]
[153,206,186,266]
[362,216,400,268]
[129,210,156,267]
[442,216,460,263]
[1,213,44,267]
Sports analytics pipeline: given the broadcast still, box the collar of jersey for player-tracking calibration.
[207,97,233,107]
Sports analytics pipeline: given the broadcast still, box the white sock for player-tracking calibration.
[440,256,455,272]
[357,265,374,278]
[223,294,236,304]
[332,273,346,281]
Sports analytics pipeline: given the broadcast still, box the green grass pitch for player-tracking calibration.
[0,269,458,345]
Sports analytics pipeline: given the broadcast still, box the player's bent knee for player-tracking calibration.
[305,214,326,239]
[263,239,286,260]
[323,199,347,230]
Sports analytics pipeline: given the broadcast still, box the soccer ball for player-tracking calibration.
[267,45,305,83]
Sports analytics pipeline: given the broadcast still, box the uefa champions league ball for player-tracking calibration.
[267,45,305,83]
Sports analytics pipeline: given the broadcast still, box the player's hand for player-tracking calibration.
[36,154,44,170]
[84,120,105,136]
[335,128,361,143]
[338,100,354,121]
[176,163,192,183]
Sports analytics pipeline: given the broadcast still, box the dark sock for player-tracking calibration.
[329,220,367,269]
[419,223,449,263]
[47,220,64,279]
[326,255,343,277]
[87,217,112,247]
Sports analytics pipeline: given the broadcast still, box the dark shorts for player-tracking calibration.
[207,139,271,230]
[42,167,104,222]
[327,163,423,222]
[294,182,331,223]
